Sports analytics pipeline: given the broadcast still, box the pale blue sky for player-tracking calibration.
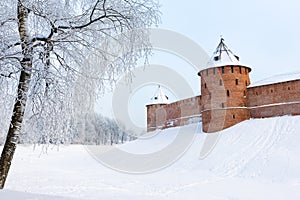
[160,0,300,81]
[96,0,300,129]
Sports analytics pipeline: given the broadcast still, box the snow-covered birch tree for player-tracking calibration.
[0,0,160,188]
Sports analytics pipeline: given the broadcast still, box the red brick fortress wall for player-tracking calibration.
[146,72,300,133]
[247,80,300,118]
[200,66,251,132]
[164,95,202,129]
[146,104,166,132]
[146,96,202,132]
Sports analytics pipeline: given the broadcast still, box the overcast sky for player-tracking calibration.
[96,0,300,129]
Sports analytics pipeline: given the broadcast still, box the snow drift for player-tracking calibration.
[1,116,300,199]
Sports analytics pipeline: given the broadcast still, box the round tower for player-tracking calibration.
[146,85,170,132]
[198,38,251,133]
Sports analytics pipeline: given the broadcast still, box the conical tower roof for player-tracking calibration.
[148,85,169,105]
[206,38,249,70]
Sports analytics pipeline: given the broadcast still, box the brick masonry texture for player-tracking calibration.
[247,80,300,118]
[199,66,251,132]
[146,67,300,133]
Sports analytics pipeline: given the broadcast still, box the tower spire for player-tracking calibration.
[205,37,244,68]
[149,85,169,105]
[220,35,224,43]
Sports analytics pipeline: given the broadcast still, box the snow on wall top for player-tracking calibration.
[205,38,248,69]
[250,71,300,87]
[148,85,170,105]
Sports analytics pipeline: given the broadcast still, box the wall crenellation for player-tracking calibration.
[146,39,300,133]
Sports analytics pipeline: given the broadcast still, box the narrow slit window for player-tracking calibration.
[231,66,234,73]
[233,114,235,119]
[239,66,242,74]
[221,103,224,108]
[222,66,225,74]
[236,79,239,85]
[204,83,207,88]
[227,90,230,97]
[219,79,223,86]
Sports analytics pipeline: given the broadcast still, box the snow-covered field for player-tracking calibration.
[1,116,300,200]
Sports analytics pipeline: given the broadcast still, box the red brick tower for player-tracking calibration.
[198,38,252,133]
[146,85,170,132]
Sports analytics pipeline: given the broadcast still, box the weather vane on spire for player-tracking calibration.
[220,35,224,42]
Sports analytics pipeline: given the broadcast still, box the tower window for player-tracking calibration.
[227,90,230,97]
[231,66,234,73]
[204,83,207,88]
[221,103,224,108]
[288,87,291,90]
[244,90,246,96]
[271,89,273,93]
[235,79,239,85]
[219,79,223,86]
[233,114,236,119]
[222,66,225,74]
[239,66,242,74]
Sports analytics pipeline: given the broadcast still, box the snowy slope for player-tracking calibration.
[1,116,300,200]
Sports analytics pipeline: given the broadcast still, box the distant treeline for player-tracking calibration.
[0,113,136,145]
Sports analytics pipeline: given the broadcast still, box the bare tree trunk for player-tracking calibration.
[0,1,32,189]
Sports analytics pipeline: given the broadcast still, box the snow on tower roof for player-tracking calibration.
[205,38,249,69]
[148,85,170,105]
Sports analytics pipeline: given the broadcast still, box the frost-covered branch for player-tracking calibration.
[0,0,160,188]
